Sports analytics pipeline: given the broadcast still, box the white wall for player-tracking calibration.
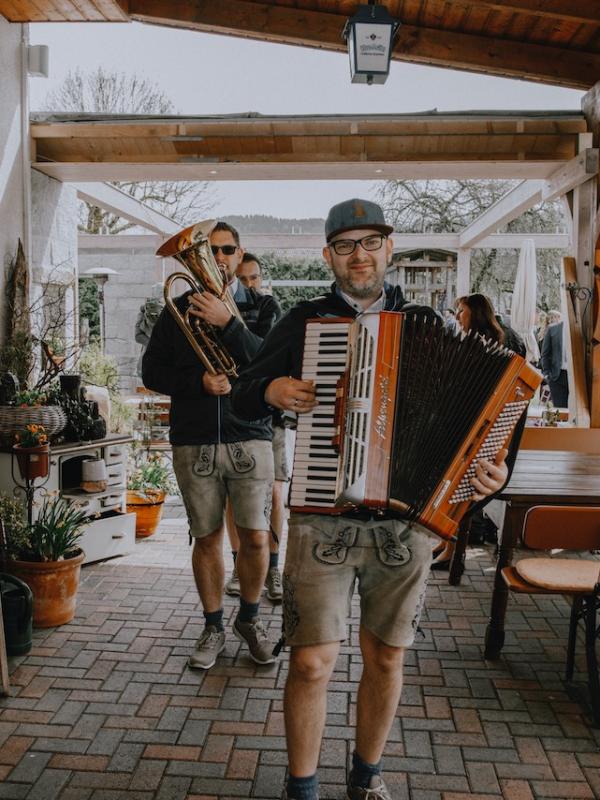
[79,237,165,392]
[30,171,79,354]
[0,19,27,338]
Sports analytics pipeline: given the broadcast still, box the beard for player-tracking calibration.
[336,267,385,299]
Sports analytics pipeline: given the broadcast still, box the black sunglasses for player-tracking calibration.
[211,244,237,256]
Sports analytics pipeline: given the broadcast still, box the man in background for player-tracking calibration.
[226,251,287,603]
[134,284,164,377]
[237,252,264,291]
[541,309,569,407]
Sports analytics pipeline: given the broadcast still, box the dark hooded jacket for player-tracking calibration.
[142,283,280,445]
[231,282,525,521]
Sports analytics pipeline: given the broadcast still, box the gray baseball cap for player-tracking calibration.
[325,198,394,241]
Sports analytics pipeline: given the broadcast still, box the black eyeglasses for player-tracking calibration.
[329,234,386,256]
[211,244,237,256]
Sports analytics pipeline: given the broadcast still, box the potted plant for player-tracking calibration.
[13,424,50,481]
[0,387,67,447]
[4,494,88,628]
[126,452,176,538]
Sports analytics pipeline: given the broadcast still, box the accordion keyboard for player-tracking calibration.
[290,320,351,510]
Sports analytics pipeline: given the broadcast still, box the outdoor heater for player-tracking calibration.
[343,2,399,85]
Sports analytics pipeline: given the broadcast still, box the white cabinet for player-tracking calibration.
[0,435,136,565]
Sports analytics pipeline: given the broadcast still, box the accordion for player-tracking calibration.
[290,312,542,540]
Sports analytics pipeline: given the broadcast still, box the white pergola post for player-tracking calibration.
[572,180,597,296]
[456,249,471,297]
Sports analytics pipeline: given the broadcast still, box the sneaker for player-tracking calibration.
[346,775,392,800]
[225,566,241,596]
[187,626,226,670]
[265,566,283,602]
[233,615,277,665]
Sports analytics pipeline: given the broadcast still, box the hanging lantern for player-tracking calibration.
[343,3,399,85]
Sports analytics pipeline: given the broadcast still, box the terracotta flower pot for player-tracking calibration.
[8,549,85,628]
[13,444,50,481]
[126,490,165,538]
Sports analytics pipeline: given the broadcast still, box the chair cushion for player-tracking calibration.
[515,558,600,593]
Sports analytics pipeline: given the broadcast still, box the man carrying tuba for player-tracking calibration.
[142,220,281,670]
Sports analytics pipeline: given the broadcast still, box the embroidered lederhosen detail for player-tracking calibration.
[275,571,301,654]
[411,579,429,639]
[227,442,256,473]
[373,526,412,567]
[263,491,273,529]
[312,526,358,565]
[192,444,215,477]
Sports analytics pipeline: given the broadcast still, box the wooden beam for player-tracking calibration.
[459,181,544,249]
[591,269,600,428]
[78,231,569,253]
[128,0,600,89]
[562,256,590,427]
[0,0,130,22]
[459,150,598,249]
[541,149,600,203]
[32,160,567,183]
[582,82,600,149]
[393,23,598,90]
[74,182,179,236]
[447,1,600,24]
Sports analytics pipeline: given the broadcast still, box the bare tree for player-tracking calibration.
[43,68,215,234]
[377,180,566,311]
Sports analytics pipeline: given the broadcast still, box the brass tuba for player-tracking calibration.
[157,219,245,377]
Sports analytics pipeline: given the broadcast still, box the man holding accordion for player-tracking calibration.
[231,199,522,800]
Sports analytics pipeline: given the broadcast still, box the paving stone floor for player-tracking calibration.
[1,511,599,800]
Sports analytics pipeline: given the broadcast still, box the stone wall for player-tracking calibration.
[0,19,26,338]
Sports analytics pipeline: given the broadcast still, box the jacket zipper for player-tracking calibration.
[217,396,221,444]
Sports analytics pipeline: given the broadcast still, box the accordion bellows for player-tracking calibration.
[290,312,542,540]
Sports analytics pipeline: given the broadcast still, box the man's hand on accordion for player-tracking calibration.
[265,377,317,413]
[471,448,509,501]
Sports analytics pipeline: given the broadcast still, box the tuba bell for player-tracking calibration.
[156,220,245,377]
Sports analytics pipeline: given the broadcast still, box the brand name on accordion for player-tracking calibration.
[375,375,391,440]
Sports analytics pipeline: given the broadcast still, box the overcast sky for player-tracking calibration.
[29,21,583,219]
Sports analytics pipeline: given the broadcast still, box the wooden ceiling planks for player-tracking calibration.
[124,0,600,88]
[3,0,599,87]
[0,0,128,20]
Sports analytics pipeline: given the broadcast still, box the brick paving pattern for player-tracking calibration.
[1,514,599,799]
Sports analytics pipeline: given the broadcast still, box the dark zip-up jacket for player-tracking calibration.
[142,284,280,445]
[231,282,525,520]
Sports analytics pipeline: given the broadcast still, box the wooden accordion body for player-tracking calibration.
[290,312,542,540]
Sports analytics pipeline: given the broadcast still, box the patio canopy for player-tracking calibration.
[31,110,589,183]
[1,1,600,89]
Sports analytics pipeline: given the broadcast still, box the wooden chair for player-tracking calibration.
[501,505,600,724]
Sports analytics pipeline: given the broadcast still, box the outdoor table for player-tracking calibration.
[483,449,600,660]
